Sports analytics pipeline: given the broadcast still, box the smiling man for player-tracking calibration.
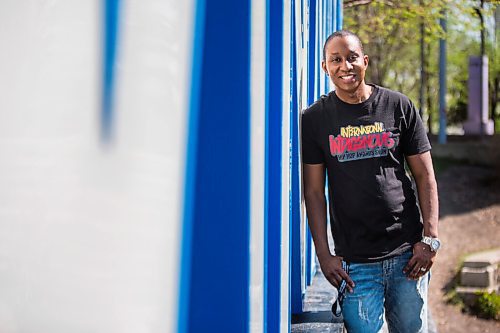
[301,30,440,333]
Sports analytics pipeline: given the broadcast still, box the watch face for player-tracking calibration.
[431,239,441,250]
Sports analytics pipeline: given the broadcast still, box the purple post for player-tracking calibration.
[463,56,494,135]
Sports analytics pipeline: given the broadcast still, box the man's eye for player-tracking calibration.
[331,58,341,63]
[348,55,358,62]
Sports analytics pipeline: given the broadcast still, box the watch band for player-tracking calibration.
[422,236,441,252]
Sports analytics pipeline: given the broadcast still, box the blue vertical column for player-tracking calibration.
[178,0,251,332]
[304,0,317,289]
[336,0,343,31]
[323,0,331,94]
[264,0,283,331]
[438,12,447,144]
[102,0,122,141]
[307,0,317,106]
[290,0,303,315]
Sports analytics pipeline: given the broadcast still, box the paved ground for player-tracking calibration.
[429,163,500,333]
[291,269,344,333]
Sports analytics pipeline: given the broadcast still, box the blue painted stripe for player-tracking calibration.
[179,0,251,331]
[307,0,317,106]
[324,0,331,94]
[264,0,284,331]
[290,0,303,314]
[305,225,313,286]
[305,0,318,290]
[336,0,343,31]
[438,14,447,144]
[319,0,324,94]
[324,0,329,93]
[307,0,321,287]
[325,0,329,41]
[101,0,121,141]
[177,0,206,331]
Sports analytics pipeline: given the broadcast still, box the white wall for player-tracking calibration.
[0,1,193,332]
[250,0,266,331]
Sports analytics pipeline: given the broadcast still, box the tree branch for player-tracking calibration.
[344,0,395,8]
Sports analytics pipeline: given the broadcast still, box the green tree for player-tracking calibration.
[343,0,499,133]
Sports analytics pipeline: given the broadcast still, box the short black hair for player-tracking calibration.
[322,30,364,61]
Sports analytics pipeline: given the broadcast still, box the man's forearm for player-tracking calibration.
[415,175,439,237]
[304,191,331,259]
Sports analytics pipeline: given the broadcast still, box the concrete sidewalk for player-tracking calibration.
[291,269,344,333]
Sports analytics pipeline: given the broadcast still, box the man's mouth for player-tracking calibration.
[338,74,356,81]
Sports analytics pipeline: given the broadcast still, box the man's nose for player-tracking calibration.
[340,60,353,71]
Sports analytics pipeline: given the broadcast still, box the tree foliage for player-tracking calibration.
[343,0,499,133]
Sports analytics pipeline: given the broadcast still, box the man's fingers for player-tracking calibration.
[332,272,343,287]
[325,271,341,288]
[331,269,354,293]
[338,269,355,290]
[409,259,429,279]
[405,255,426,279]
[407,263,420,280]
[420,261,433,274]
[404,244,436,279]
[410,265,422,279]
[325,268,354,291]
[403,256,417,273]
[327,277,338,288]
[319,257,354,291]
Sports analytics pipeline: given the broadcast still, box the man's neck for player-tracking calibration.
[335,83,373,104]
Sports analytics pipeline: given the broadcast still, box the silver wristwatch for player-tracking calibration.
[422,236,441,252]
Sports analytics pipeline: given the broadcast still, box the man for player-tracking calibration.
[301,30,440,333]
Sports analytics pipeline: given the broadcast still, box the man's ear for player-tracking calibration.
[364,54,369,67]
[321,61,328,75]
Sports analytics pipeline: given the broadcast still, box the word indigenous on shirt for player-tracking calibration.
[329,122,396,162]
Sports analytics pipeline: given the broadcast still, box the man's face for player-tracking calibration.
[322,36,369,95]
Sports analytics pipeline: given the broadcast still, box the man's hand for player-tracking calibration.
[318,254,355,292]
[403,242,436,280]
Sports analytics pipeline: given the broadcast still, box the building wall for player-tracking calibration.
[0,1,191,332]
[0,1,341,332]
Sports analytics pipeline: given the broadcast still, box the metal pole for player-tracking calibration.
[480,0,485,57]
[438,11,447,144]
[474,0,486,136]
[419,0,425,120]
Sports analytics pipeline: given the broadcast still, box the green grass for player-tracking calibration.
[474,291,500,320]
[444,254,467,310]
[444,252,500,321]
[445,288,465,309]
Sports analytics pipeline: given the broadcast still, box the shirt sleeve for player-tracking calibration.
[301,109,325,164]
[400,98,432,156]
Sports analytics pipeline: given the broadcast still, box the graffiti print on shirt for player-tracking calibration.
[328,122,396,162]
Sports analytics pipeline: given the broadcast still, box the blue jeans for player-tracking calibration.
[341,250,429,333]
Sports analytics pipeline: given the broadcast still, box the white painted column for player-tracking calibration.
[0,1,193,332]
[250,0,266,331]
[281,1,292,330]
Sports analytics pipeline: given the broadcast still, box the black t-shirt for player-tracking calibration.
[302,85,431,263]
